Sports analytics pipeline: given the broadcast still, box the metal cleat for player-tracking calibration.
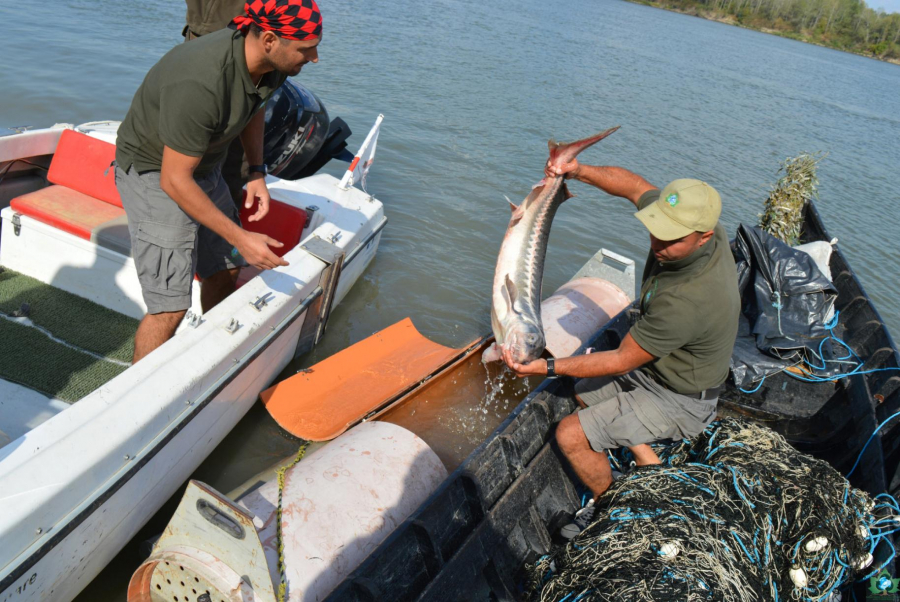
[184,310,202,328]
[224,318,240,334]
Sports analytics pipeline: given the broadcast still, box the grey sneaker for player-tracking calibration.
[560,498,596,540]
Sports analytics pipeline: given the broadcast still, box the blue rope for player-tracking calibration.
[739,375,767,394]
[846,411,900,478]
[772,290,785,336]
[858,538,896,582]
[738,309,900,391]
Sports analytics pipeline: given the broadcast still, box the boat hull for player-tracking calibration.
[0,126,385,602]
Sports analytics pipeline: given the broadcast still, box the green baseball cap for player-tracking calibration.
[634,179,721,241]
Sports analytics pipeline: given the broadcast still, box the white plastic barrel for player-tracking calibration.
[239,420,448,601]
[127,421,447,602]
[541,277,632,358]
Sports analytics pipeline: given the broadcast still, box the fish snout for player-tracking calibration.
[508,328,545,365]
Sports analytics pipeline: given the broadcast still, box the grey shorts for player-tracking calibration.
[115,165,247,314]
[573,371,717,452]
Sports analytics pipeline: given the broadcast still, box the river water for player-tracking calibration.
[2,0,899,599]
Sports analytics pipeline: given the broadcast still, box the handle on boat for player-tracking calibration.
[196,498,246,540]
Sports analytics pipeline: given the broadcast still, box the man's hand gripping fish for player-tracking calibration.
[483,127,620,365]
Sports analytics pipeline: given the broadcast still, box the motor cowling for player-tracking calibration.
[263,79,352,180]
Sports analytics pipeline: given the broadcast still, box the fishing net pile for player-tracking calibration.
[525,419,899,602]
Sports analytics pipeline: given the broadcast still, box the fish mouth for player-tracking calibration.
[507,330,545,365]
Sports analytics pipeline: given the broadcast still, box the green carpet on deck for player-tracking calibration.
[0,269,137,362]
[0,319,129,402]
[0,268,138,403]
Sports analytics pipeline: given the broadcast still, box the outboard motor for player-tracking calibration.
[263,79,353,180]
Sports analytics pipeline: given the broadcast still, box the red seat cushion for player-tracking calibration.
[10,185,125,240]
[239,195,308,258]
[47,129,121,207]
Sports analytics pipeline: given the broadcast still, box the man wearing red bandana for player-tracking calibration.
[115,0,323,363]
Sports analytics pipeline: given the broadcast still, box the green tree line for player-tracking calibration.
[634,0,900,61]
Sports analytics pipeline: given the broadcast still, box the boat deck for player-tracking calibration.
[0,267,136,403]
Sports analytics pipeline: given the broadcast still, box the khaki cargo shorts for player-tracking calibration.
[115,164,247,314]
[573,370,717,452]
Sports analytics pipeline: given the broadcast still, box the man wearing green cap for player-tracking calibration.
[502,162,740,538]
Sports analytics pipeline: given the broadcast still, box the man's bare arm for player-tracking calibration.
[571,166,656,207]
[239,109,265,165]
[502,333,655,378]
[160,147,244,243]
[554,333,655,378]
[547,161,655,207]
[238,109,272,222]
[159,146,287,269]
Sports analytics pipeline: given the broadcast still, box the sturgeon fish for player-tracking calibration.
[483,126,620,365]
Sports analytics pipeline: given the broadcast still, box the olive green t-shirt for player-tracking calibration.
[116,29,287,177]
[185,0,245,37]
[629,190,740,394]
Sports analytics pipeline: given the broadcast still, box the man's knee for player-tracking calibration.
[556,414,591,454]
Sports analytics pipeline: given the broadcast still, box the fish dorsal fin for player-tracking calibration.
[503,275,522,316]
[506,195,527,228]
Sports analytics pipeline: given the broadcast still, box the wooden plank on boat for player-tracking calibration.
[260,318,480,441]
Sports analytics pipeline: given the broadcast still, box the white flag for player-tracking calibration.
[339,114,383,192]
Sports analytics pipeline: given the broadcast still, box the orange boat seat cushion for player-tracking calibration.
[46,129,121,207]
[10,185,125,242]
[9,129,125,244]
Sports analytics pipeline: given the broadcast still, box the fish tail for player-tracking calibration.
[548,126,620,167]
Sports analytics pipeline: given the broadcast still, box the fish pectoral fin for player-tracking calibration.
[504,195,519,213]
[481,343,503,363]
[504,275,522,316]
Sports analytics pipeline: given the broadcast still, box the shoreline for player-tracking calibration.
[626,0,900,66]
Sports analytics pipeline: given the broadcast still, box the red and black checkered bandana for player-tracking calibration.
[233,0,323,41]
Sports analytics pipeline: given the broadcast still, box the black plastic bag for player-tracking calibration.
[730,225,837,389]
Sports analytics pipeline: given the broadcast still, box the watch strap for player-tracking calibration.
[248,164,267,175]
[546,357,556,377]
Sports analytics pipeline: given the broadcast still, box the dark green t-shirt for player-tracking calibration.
[629,190,740,394]
[185,0,245,37]
[116,29,287,177]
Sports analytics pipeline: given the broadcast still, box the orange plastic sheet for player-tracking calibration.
[261,318,473,441]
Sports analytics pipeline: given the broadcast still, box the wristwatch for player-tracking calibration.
[546,357,556,377]
[248,164,268,177]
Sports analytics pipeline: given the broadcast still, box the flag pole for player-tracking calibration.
[339,114,384,190]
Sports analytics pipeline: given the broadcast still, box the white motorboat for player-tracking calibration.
[0,114,386,602]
